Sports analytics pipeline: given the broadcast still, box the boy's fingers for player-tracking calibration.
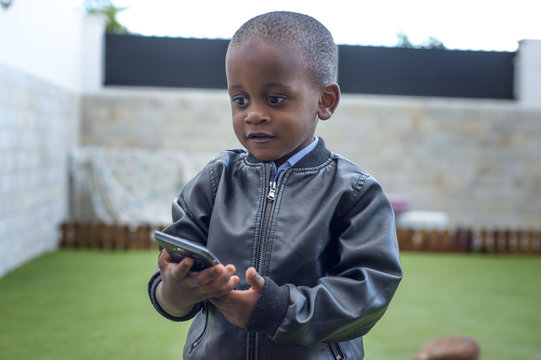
[158,250,173,268]
[230,275,240,289]
[199,273,239,299]
[185,264,228,290]
[246,267,265,291]
[225,264,236,274]
[171,257,193,280]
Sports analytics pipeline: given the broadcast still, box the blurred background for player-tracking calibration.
[1,0,540,359]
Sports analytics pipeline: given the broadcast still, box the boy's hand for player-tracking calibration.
[156,250,239,317]
[210,267,265,328]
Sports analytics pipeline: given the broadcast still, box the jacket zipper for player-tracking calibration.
[250,177,277,360]
[189,303,208,353]
[328,343,346,360]
[257,180,276,271]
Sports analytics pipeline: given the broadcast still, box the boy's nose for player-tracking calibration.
[244,106,270,124]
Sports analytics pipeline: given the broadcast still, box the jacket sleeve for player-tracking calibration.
[147,156,219,321]
[248,174,403,345]
[147,266,204,322]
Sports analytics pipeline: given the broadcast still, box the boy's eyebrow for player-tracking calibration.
[228,84,244,92]
[263,82,292,90]
[228,82,292,92]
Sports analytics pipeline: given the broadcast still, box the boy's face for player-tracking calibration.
[226,39,323,167]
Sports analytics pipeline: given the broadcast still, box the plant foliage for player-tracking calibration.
[397,32,446,49]
[84,0,129,35]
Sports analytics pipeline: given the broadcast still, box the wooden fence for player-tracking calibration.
[59,222,541,255]
[59,222,163,250]
[396,227,541,254]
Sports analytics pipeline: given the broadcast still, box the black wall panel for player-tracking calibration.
[337,45,515,99]
[105,35,228,89]
[105,35,515,99]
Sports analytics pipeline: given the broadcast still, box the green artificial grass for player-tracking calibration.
[0,250,188,360]
[364,253,541,359]
[0,250,540,359]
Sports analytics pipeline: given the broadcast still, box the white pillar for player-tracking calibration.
[81,14,107,93]
[515,40,541,108]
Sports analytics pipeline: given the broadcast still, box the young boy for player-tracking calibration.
[148,11,402,359]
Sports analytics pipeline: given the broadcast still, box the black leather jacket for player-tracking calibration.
[148,139,402,359]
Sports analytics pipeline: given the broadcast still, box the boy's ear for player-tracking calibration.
[317,83,340,121]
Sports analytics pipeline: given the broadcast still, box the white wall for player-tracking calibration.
[515,40,541,108]
[0,0,86,92]
[0,0,85,276]
[0,63,79,277]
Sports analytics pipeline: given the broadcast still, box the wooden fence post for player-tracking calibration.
[526,229,534,253]
[479,229,489,253]
[441,229,452,252]
[60,223,70,247]
[396,228,414,251]
[135,224,151,249]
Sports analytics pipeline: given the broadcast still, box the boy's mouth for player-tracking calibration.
[247,132,276,142]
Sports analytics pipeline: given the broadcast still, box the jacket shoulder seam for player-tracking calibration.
[341,172,370,215]
[207,156,220,197]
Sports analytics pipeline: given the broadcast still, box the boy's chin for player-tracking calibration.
[252,154,276,163]
[250,151,282,164]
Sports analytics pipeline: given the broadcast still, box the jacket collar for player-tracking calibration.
[245,137,331,169]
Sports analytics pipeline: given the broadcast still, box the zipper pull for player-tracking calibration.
[267,181,276,200]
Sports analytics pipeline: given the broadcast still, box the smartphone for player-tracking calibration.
[153,231,221,271]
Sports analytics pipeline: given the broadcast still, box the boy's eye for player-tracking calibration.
[267,96,285,105]
[233,96,249,106]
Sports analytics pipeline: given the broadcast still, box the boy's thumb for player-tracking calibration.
[246,267,265,292]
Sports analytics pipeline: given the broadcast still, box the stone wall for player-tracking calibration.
[0,65,79,276]
[322,96,541,228]
[81,87,541,229]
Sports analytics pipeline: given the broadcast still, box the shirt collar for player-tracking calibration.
[271,137,319,179]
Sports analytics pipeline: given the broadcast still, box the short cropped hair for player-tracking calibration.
[228,11,338,87]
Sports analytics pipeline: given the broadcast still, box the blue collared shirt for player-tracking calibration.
[271,137,319,180]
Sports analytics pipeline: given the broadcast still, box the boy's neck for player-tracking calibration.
[270,137,318,179]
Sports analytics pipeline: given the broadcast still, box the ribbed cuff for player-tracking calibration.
[246,277,289,336]
[148,270,202,322]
